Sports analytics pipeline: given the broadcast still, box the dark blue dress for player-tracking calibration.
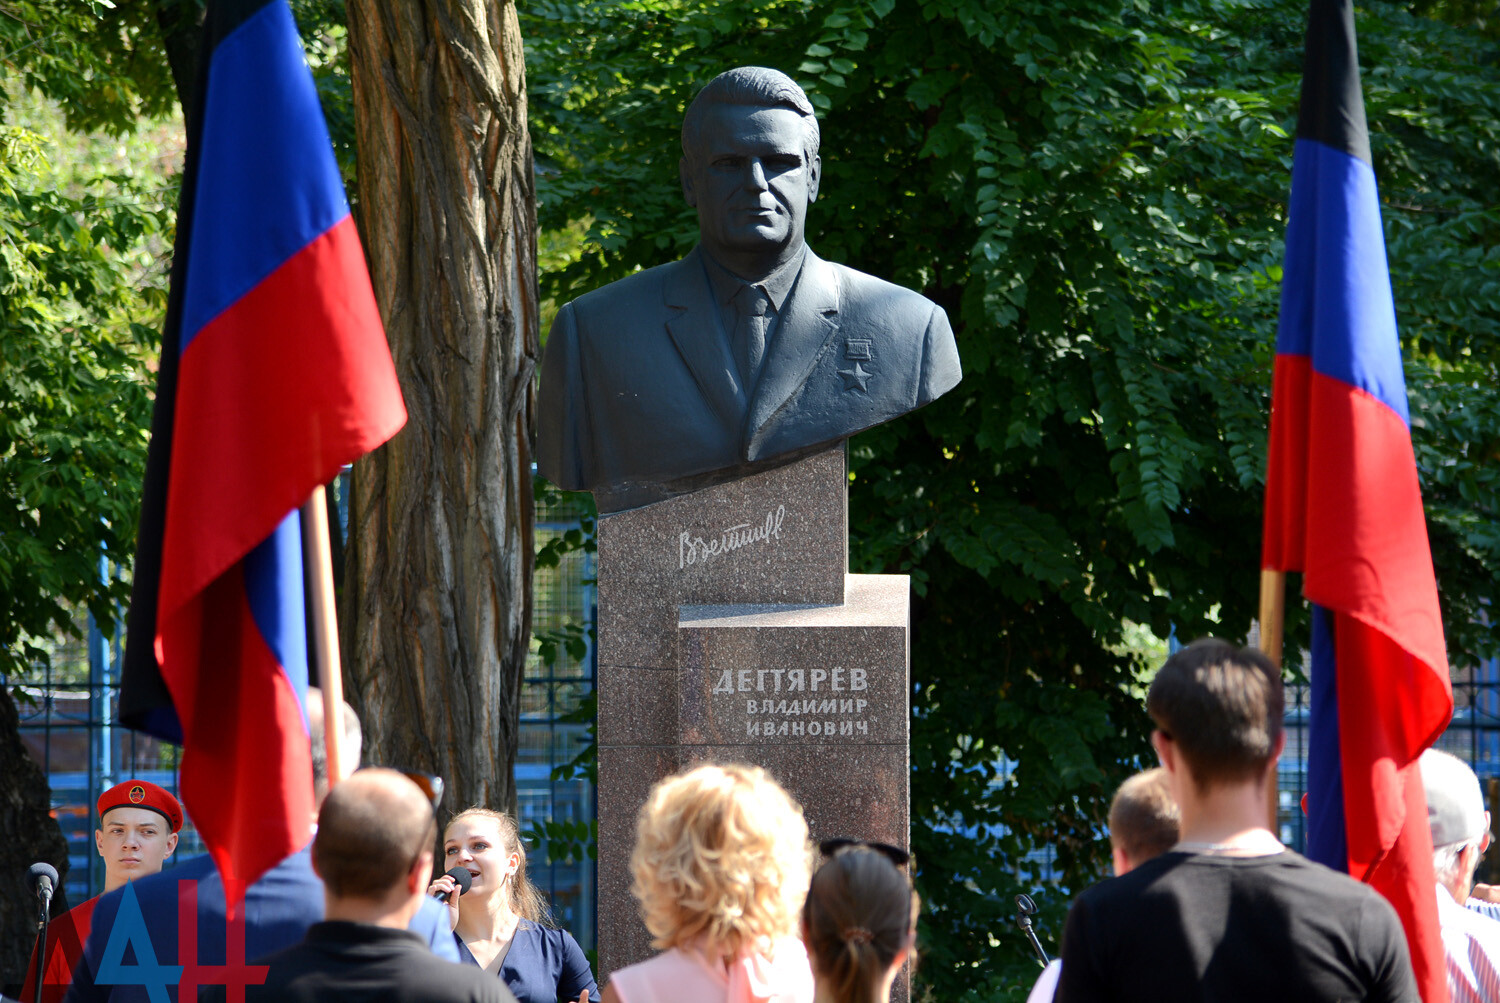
[454,920,599,1003]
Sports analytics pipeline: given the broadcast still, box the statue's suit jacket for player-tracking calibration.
[538,245,961,507]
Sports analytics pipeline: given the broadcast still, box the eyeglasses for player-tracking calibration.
[818,837,910,868]
[354,766,445,812]
[344,767,446,872]
[396,770,443,874]
[400,770,445,812]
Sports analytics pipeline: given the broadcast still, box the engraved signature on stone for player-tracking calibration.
[678,505,786,569]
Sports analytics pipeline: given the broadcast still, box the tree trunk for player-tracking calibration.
[0,686,70,988]
[342,0,537,815]
[154,0,205,124]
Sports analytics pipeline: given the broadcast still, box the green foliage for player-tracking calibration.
[0,114,171,676]
[529,475,600,858]
[288,0,357,180]
[526,811,598,866]
[525,0,1500,997]
[0,0,184,135]
[0,0,356,173]
[0,0,353,679]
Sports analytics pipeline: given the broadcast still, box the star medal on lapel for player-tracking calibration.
[839,362,872,392]
[839,339,874,393]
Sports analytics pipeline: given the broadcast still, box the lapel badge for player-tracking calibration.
[839,339,873,392]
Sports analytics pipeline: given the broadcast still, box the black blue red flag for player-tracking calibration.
[1262,1,1452,999]
[122,0,406,901]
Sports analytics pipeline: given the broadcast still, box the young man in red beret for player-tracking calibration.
[23,779,183,1002]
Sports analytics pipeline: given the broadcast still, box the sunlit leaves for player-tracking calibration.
[0,112,170,676]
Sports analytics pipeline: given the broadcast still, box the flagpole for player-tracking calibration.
[301,485,344,788]
[1257,569,1285,668]
[1258,568,1285,832]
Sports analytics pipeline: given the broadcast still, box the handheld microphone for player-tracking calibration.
[433,866,472,903]
[29,862,58,911]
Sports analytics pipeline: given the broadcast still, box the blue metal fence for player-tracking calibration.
[1277,657,1500,874]
[6,497,598,943]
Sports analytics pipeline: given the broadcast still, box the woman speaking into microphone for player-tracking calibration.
[429,808,598,1003]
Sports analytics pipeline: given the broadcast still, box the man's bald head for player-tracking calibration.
[312,768,435,901]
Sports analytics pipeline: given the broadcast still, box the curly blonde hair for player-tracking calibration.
[631,763,811,960]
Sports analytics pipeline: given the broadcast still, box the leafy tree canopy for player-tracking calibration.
[0,0,347,678]
[0,0,183,135]
[0,91,173,676]
[523,0,1500,996]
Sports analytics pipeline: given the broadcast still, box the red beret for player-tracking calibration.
[97,779,183,833]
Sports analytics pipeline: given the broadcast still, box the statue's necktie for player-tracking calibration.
[732,283,773,393]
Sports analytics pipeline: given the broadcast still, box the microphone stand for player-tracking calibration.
[1014,893,1050,969]
[31,882,52,1003]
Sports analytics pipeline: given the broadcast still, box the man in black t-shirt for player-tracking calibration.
[1055,639,1418,1003]
[201,769,513,1003]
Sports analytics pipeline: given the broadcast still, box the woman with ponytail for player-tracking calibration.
[800,846,918,1003]
[428,807,598,1003]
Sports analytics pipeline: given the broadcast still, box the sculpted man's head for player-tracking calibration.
[534,65,962,507]
[680,67,822,278]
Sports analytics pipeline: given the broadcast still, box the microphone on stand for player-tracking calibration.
[1015,892,1050,968]
[29,862,58,920]
[432,866,472,903]
[28,861,60,1003]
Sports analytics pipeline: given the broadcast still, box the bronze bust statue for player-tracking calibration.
[538,66,962,512]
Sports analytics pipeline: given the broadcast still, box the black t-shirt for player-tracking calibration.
[1055,850,1418,1002]
[201,922,514,1003]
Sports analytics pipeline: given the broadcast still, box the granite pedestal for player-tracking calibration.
[596,444,911,991]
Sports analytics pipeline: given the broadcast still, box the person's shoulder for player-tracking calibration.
[1464,899,1500,933]
[91,856,212,929]
[1211,851,1402,931]
[514,920,586,956]
[70,894,101,921]
[567,257,685,315]
[557,925,588,955]
[531,919,580,942]
[249,936,316,971]
[1075,850,1185,908]
[1260,851,1392,904]
[817,256,940,320]
[611,946,685,978]
[361,934,516,1002]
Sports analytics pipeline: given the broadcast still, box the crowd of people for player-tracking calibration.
[20,695,916,1003]
[24,639,1500,1003]
[1048,639,1500,1003]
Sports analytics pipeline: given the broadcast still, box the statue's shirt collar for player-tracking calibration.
[700,244,807,315]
